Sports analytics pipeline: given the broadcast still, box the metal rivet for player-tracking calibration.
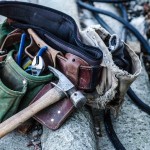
[51,119,54,122]
[8,56,11,60]
[23,79,26,84]
[92,36,95,39]
[58,111,61,114]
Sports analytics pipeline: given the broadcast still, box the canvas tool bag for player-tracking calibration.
[0,49,53,122]
[80,25,141,113]
[0,1,141,129]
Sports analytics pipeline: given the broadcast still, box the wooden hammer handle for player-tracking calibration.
[0,87,63,138]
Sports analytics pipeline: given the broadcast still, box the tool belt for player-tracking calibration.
[0,1,141,129]
[0,27,101,90]
[0,1,103,91]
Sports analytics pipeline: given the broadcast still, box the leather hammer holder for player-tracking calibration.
[30,83,74,130]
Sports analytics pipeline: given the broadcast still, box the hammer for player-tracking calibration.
[0,66,86,138]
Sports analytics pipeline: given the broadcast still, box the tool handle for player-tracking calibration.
[0,87,63,138]
[17,33,26,66]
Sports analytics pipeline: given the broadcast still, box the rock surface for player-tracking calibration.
[98,62,150,150]
[0,131,33,150]
[41,107,97,150]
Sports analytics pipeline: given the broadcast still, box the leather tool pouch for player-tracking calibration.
[30,83,74,130]
[1,24,101,91]
[25,28,101,90]
[0,1,104,90]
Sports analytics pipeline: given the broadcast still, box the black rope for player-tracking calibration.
[104,110,126,150]
[90,0,136,3]
[127,87,150,115]
[77,0,150,54]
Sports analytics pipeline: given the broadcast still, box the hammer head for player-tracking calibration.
[48,66,87,108]
[48,66,74,92]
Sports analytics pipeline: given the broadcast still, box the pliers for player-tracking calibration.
[26,46,48,76]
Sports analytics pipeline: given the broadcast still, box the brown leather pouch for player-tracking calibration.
[0,28,23,61]
[0,28,101,90]
[26,29,101,91]
[30,83,75,130]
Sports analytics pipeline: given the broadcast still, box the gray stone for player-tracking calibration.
[99,61,150,150]
[41,107,97,150]
[94,3,123,35]
[0,131,33,150]
[130,16,146,38]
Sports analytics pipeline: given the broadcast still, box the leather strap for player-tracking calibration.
[56,54,101,90]
[24,29,101,90]
[0,27,101,90]
[27,28,62,67]
[0,1,103,66]
[0,29,23,61]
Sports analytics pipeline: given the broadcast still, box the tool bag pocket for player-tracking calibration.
[25,28,101,90]
[0,61,27,122]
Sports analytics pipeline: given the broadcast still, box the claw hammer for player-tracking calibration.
[0,66,87,138]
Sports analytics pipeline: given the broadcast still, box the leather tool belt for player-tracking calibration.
[0,26,102,90]
[0,1,103,91]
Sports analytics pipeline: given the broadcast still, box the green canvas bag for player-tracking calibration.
[0,20,53,122]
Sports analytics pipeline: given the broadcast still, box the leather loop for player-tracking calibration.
[57,53,101,90]
[27,28,62,67]
[0,29,23,61]
[57,54,87,86]
[1,29,23,50]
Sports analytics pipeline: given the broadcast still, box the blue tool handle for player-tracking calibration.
[17,33,26,66]
[37,46,47,57]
